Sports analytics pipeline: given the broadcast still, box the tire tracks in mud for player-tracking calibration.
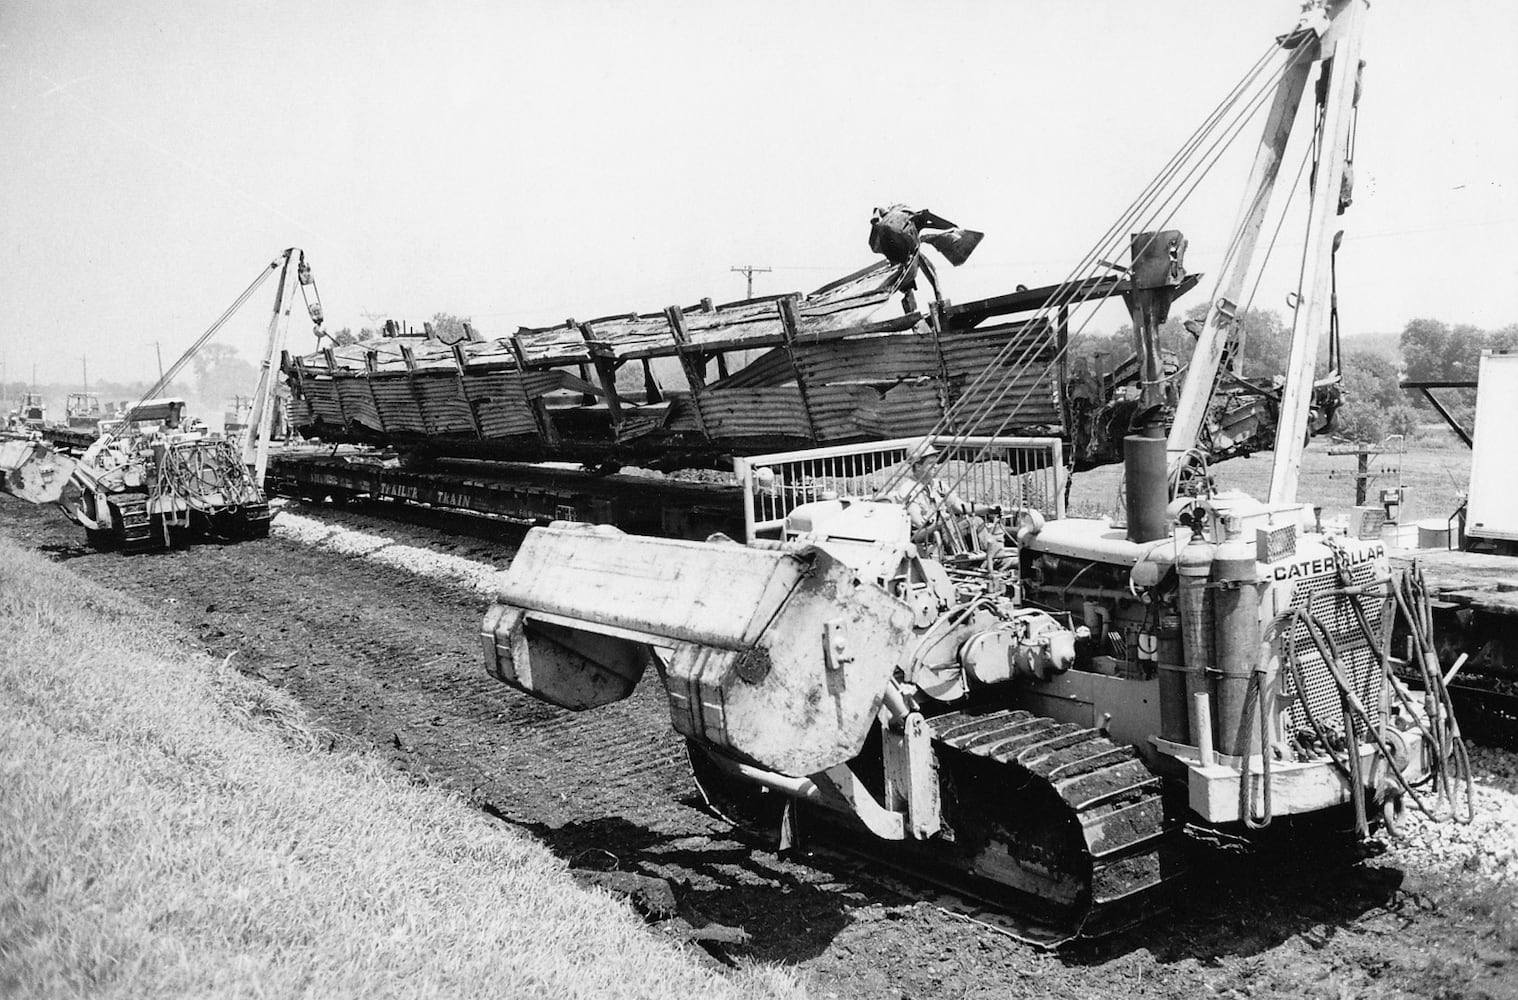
[0,498,880,977]
[9,495,1513,1000]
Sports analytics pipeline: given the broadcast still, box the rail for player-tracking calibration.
[734,436,1065,542]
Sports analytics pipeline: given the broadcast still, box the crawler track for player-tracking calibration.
[688,708,1185,947]
[112,493,154,552]
[929,709,1184,942]
[4,493,1514,999]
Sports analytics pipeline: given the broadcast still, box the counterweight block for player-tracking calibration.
[482,524,918,776]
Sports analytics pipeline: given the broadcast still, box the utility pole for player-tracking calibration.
[155,341,165,381]
[730,265,771,300]
[81,355,88,392]
[359,309,389,336]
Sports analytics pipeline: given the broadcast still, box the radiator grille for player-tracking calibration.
[1282,560,1383,739]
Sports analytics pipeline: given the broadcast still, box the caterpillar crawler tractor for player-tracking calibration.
[482,0,1471,943]
[3,248,325,551]
[60,398,272,550]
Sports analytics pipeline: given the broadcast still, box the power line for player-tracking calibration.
[730,265,771,299]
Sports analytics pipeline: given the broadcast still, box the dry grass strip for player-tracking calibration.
[0,538,805,1000]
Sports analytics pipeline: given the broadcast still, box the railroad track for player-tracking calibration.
[266,448,745,541]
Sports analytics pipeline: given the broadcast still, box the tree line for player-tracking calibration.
[1074,305,1515,445]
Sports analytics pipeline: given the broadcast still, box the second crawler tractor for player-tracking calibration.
[61,398,272,551]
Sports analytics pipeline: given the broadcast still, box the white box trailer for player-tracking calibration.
[1466,350,1518,544]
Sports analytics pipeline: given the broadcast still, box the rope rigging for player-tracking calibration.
[870,36,1323,519]
[101,253,288,452]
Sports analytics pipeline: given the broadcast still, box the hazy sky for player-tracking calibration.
[2,0,1514,387]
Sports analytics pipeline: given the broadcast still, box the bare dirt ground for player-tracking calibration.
[4,494,1514,1000]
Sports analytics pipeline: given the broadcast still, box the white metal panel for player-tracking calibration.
[736,435,1066,541]
[1467,351,1518,542]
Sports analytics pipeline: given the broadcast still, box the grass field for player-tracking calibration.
[1068,430,1470,528]
[0,539,805,1000]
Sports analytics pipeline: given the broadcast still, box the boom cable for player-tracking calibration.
[99,253,288,451]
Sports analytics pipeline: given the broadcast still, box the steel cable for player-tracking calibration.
[926,38,1317,492]
[868,39,1284,501]
[872,39,1315,515]
[101,253,288,451]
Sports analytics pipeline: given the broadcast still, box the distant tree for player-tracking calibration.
[1074,304,1291,379]
[1401,317,1486,409]
[1334,349,1411,442]
[330,326,359,347]
[1400,318,1448,384]
[191,344,258,407]
[428,312,471,345]
[1340,349,1402,410]
[1401,318,1486,384]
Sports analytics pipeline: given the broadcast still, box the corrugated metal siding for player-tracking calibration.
[938,320,1062,431]
[334,379,383,432]
[938,320,1051,373]
[369,378,425,433]
[693,387,810,440]
[412,374,477,435]
[460,371,540,439]
[707,347,793,390]
[792,334,940,384]
[275,260,1076,455]
[302,378,346,424]
[663,396,703,433]
[806,381,944,441]
[287,394,315,426]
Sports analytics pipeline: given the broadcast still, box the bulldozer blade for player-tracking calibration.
[483,523,918,777]
[0,438,76,504]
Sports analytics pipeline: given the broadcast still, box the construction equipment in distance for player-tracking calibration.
[58,398,272,551]
[3,248,324,551]
[10,392,47,431]
[479,0,1472,944]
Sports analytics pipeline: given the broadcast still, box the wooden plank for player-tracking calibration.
[398,344,435,434]
[578,322,625,423]
[451,343,486,439]
[665,304,709,438]
[321,348,353,430]
[777,295,819,443]
[364,350,390,434]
